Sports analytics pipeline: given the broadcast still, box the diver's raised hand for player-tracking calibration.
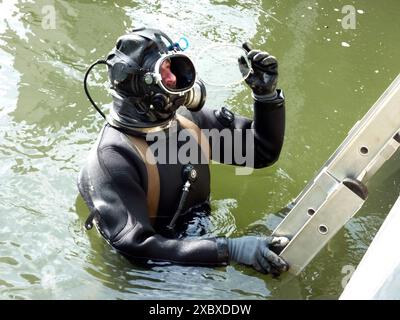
[227,236,289,276]
[239,42,279,101]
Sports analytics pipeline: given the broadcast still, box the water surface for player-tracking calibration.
[0,0,399,299]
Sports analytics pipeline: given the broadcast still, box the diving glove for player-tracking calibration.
[227,236,289,276]
[239,42,279,101]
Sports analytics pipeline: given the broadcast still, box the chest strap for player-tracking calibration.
[125,114,211,223]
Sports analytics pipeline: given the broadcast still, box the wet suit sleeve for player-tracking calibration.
[90,142,229,266]
[179,90,285,168]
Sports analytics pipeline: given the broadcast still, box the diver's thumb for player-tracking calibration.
[242,42,252,53]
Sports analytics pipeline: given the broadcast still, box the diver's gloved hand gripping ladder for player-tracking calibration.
[273,74,400,275]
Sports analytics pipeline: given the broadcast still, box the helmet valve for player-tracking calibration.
[144,73,154,85]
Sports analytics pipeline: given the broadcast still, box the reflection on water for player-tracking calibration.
[0,0,399,299]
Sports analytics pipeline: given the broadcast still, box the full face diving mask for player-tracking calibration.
[83,28,207,123]
[106,28,207,116]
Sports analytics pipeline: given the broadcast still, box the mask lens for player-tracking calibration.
[195,44,251,87]
[160,55,196,92]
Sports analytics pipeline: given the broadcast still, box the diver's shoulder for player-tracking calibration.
[96,124,130,150]
[95,124,145,165]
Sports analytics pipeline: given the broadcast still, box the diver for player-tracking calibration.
[78,27,289,276]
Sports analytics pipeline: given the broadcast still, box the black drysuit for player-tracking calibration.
[78,90,285,266]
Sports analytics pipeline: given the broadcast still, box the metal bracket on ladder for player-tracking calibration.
[273,74,400,275]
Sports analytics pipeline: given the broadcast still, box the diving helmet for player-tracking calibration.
[106,27,206,121]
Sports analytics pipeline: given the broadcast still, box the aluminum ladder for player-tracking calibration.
[272,74,400,275]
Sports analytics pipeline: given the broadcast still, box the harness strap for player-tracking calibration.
[126,134,160,223]
[125,114,210,224]
[176,114,211,162]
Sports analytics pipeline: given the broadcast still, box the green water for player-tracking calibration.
[0,0,399,300]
